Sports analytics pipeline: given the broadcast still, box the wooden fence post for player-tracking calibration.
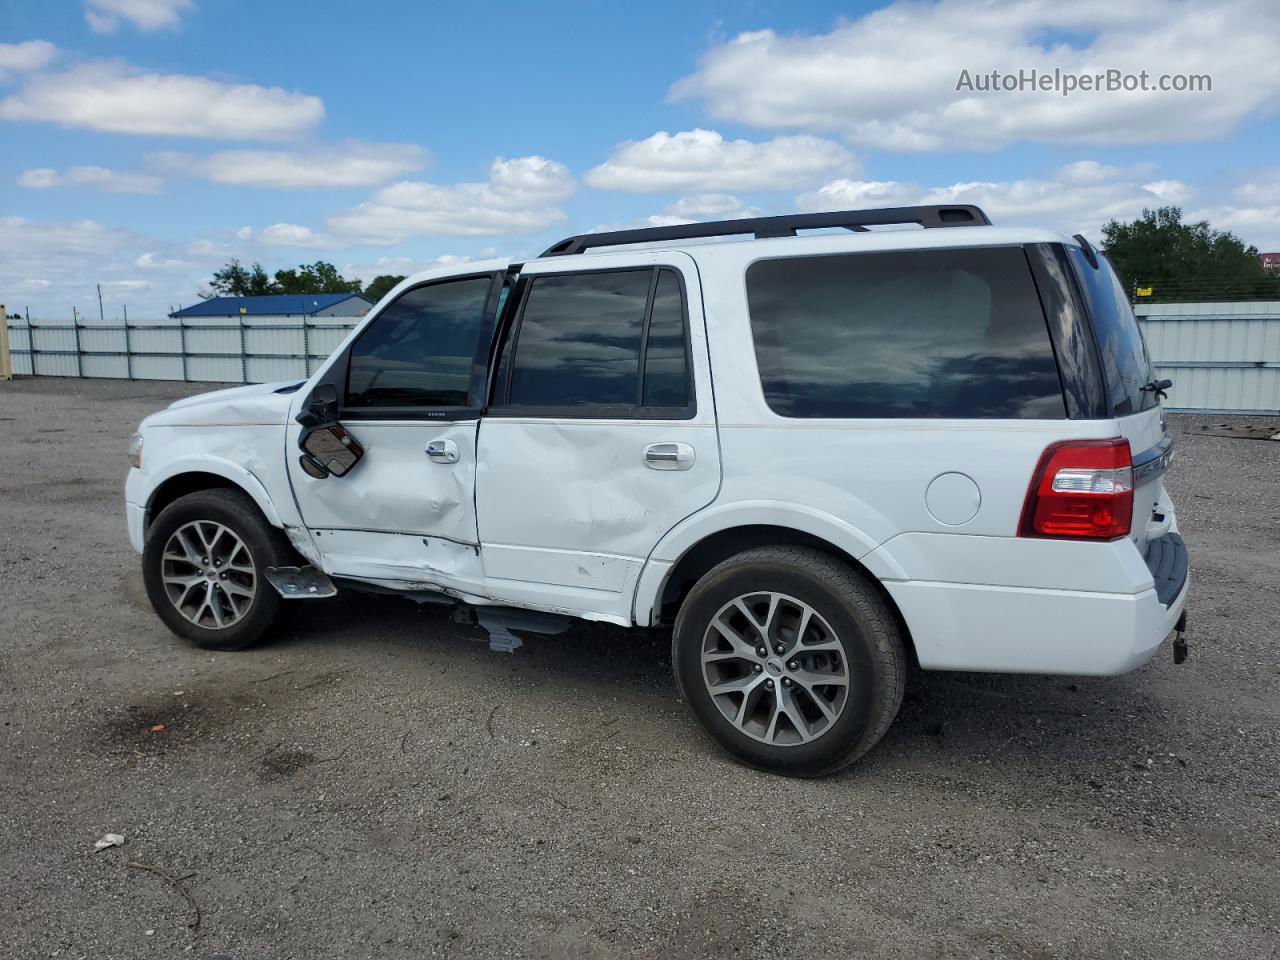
[0,304,12,381]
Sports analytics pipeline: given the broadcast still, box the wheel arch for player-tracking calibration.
[144,461,283,535]
[638,520,917,666]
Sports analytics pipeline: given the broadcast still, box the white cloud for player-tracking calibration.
[0,40,57,79]
[1191,175,1280,250]
[673,0,1280,151]
[17,165,163,194]
[586,129,854,192]
[796,162,1192,240]
[327,156,574,244]
[135,252,185,269]
[666,193,763,220]
[151,141,427,189]
[340,254,482,282]
[85,0,192,33]
[257,223,335,248]
[0,217,237,319]
[593,193,765,232]
[0,61,323,139]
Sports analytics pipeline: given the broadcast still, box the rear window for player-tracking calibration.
[746,247,1066,419]
[1069,249,1156,416]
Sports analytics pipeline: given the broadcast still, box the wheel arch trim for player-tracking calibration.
[143,458,284,533]
[633,501,906,627]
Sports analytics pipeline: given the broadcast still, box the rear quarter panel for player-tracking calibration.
[672,240,1144,594]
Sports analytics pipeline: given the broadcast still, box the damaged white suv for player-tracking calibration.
[126,206,1188,776]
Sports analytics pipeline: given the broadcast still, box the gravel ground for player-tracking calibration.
[1,376,1277,960]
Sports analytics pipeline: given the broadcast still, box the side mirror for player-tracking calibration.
[309,386,340,422]
[300,423,364,477]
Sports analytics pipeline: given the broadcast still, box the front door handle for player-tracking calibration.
[643,442,695,471]
[425,438,459,463]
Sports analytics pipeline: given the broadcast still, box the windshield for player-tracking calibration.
[1070,248,1156,416]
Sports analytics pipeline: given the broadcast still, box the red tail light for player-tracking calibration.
[1019,439,1133,540]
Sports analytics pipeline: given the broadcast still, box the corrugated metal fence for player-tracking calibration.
[5,303,1280,414]
[1135,301,1280,415]
[3,317,355,384]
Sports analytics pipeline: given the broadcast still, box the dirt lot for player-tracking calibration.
[1,376,1277,960]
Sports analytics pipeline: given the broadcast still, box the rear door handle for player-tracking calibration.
[425,439,459,463]
[643,442,694,471]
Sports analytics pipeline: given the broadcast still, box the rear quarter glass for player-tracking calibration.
[1068,250,1157,417]
[745,246,1067,419]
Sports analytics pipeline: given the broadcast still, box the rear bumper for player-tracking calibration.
[883,569,1189,676]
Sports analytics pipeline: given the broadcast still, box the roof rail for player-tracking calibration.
[540,205,991,257]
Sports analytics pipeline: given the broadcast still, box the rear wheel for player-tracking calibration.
[142,489,299,651]
[672,546,905,777]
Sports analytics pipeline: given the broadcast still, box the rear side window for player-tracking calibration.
[642,270,690,407]
[502,267,692,414]
[1069,249,1156,416]
[746,247,1066,419]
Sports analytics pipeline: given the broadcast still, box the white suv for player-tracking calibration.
[125,206,1188,776]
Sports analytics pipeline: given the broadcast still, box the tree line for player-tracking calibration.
[1101,207,1277,301]
[201,259,405,304]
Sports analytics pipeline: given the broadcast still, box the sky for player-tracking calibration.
[2,0,1280,320]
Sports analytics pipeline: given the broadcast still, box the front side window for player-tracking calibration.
[503,268,692,413]
[346,276,492,408]
[746,247,1066,419]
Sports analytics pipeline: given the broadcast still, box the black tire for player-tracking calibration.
[672,546,906,777]
[142,488,300,651]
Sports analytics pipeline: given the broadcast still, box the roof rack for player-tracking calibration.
[540,205,991,257]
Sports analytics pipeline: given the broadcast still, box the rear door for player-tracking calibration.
[1069,248,1171,549]
[474,252,719,623]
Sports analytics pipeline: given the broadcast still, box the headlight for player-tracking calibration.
[129,432,144,469]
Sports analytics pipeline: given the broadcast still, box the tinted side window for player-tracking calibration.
[746,247,1066,419]
[346,277,491,408]
[507,270,651,407]
[1069,249,1156,416]
[642,269,689,407]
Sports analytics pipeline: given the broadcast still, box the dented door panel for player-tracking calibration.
[285,419,484,589]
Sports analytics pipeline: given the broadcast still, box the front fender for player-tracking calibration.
[140,455,286,529]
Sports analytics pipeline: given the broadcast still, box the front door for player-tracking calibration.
[475,252,720,623]
[287,272,503,595]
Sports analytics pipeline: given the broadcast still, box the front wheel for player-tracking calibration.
[142,488,299,651]
[672,546,906,777]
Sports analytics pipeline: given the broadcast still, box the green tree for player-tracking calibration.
[273,261,363,295]
[246,263,274,296]
[203,258,253,297]
[202,259,363,298]
[363,274,406,303]
[1101,206,1271,299]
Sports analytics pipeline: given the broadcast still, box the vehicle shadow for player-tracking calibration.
[279,588,1169,778]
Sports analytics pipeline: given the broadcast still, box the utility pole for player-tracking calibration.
[97,283,105,324]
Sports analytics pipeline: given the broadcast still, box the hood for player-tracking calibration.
[143,380,304,428]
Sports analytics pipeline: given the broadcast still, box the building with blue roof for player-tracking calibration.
[169,293,372,320]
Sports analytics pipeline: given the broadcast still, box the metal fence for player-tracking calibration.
[3,317,356,384]
[6,306,1280,415]
[1135,302,1280,414]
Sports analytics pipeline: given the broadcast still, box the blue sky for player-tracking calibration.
[3,0,1280,318]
